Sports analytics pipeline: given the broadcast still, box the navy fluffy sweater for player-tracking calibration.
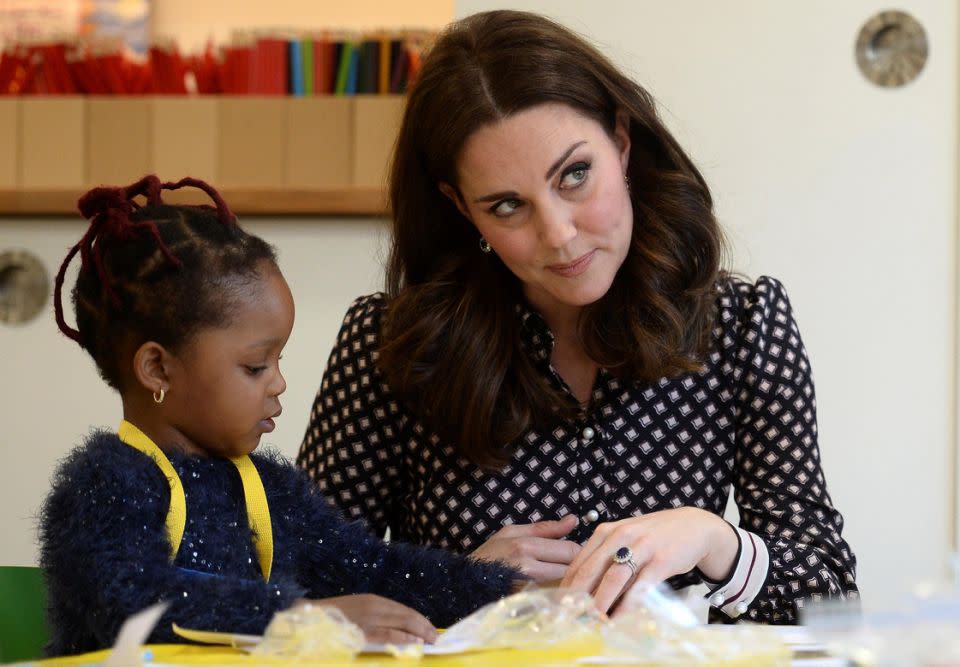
[39,431,520,656]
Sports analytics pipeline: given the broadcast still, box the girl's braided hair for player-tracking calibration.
[55,175,277,391]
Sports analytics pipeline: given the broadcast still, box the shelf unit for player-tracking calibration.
[0,187,387,217]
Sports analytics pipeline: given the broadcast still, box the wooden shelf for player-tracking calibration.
[0,187,388,217]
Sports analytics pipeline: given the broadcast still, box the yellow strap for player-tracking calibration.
[117,420,273,581]
[228,454,273,581]
[118,420,186,563]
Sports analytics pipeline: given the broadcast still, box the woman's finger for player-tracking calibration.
[563,519,625,581]
[591,557,637,614]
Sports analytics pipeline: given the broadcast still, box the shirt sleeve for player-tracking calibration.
[709,276,858,624]
[297,294,408,538]
[40,438,304,655]
[267,458,521,628]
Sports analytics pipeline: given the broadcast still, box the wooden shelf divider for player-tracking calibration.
[0,96,405,217]
[0,187,388,217]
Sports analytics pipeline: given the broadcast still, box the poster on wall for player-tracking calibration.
[0,0,151,55]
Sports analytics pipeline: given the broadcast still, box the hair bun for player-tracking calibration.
[77,185,138,221]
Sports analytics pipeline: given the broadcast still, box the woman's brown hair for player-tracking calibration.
[380,10,724,468]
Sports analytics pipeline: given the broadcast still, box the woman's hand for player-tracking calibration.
[309,594,438,644]
[469,513,581,583]
[559,508,739,614]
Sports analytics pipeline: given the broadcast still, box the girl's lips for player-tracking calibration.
[259,418,276,433]
[547,250,596,277]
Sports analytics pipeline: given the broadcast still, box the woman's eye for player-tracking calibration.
[560,162,590,189]
[490,198,521,217]
[245,365,267,376]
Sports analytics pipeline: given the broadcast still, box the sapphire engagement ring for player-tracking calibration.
[613,546,638,576]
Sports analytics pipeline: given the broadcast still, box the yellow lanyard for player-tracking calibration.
[117,420,274,581]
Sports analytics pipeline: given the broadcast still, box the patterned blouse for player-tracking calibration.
[298,276,859,623]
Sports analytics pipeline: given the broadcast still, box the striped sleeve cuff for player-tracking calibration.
[703,526,769,619]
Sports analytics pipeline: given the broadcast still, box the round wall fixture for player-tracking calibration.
[855,10,928,88]
[0,249,50,325]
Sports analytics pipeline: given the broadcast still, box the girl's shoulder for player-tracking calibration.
[248,448,315,497]
[248,447,340,519]
[47,429,169,502]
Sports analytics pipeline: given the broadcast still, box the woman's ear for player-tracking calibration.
[613,109,632,173]
[439,182,472,221]
[132,341,172,397]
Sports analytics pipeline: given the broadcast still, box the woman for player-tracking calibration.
[298,9,857,623]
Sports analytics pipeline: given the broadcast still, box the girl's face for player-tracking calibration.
[162,265,295,458]
[447,103,633,326]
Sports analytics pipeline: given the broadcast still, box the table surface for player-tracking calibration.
[17,637,827,667]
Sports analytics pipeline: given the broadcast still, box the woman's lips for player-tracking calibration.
[547,250,596,277]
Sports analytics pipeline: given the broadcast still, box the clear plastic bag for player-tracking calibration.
[251,603,366,661]
[435,588,602,651]
[803,581,960,667]
[602,584,790,666]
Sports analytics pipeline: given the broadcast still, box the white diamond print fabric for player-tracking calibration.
[298,276,857,623]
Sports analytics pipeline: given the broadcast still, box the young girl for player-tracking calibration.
[40,175,520,657]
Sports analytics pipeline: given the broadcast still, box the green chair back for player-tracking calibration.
[0,566,48,663]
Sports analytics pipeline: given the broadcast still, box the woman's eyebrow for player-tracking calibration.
[472,140,589,203]
[545,141,586,180]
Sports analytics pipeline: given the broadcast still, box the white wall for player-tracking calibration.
[456,0,958,610]
[0,218,388,566]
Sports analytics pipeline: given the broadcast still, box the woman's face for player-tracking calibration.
[447,103,633,325]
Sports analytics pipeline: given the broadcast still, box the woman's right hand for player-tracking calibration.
[309,594,438,644]
[469,513,581,582]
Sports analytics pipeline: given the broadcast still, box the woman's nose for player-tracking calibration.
[535,204,577,249]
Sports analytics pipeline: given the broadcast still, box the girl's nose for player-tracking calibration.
[271,369,287,397]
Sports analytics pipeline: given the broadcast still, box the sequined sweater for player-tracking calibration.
[39,433,520,657]
[298,276,859,624]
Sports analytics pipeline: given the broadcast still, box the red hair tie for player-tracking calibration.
[54,175,236,344]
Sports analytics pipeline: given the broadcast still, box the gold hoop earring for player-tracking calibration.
[479,237,492,253]
[153,388,166,404]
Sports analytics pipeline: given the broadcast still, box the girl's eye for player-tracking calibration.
[245,365,267,376]
[559,161,591,189]
[490,198,521,218]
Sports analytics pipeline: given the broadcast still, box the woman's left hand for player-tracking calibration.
[559,507,739,615]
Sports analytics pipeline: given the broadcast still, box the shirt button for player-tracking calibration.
[585,509,600,523]
[581,426,595,441]
[709,592,725,607]
[734,601,749,616]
